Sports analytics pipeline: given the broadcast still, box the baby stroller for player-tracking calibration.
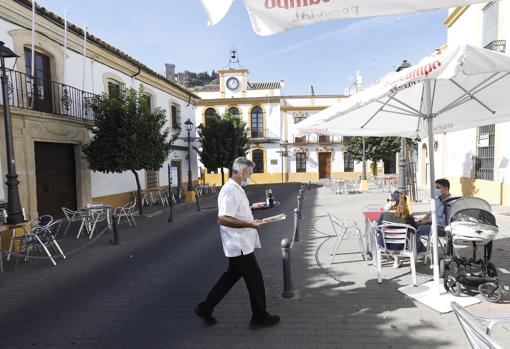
[441,197,504,302]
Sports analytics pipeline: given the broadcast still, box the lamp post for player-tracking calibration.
[0,41,24,225]
[396,60,412,194]
[185,118,194,192]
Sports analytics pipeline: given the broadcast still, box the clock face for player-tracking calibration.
[226,77,240,90]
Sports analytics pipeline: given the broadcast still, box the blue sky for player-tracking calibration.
[37,0,447,95]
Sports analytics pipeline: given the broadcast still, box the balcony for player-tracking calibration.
[291,134,342,145]
[247,128,280,143]
[484,40,506,53]
[1,69,95,121]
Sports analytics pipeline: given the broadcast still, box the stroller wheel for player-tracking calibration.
[479,282,502,303]
[486,262,498,278]
[444,275,461,296]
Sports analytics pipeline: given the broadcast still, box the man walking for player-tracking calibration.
[194,157,280,329]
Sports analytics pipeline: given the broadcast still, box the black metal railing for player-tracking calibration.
[1,69,96,121]
[484,40,506,53]
[247,128,280,141]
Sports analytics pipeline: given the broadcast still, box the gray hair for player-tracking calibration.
[232,157,255,173]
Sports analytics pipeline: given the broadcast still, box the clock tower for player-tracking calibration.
[218,48,249,98]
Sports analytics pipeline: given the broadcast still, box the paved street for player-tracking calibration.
[0,183,509,349]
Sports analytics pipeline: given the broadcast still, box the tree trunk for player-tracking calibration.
[132,169,143,216]
[220,167,225,186]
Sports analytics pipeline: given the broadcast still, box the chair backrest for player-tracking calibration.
[451,302,503,349]
[377,223,416,251]
[61,207,78,220]
[44,219,64,238]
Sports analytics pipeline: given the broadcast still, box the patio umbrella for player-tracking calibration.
[200,0,488,36]
[295,44,510,294]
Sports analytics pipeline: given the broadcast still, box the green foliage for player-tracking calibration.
[343,136,417,163]
[82,86,176,214]
[198,113,249,184]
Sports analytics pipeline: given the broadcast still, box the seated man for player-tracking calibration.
[418,178,452,238]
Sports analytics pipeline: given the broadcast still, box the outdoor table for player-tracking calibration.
[77,204,112,239]
[333,179,344,194]
[362,210,383,266]
[4,222,30,264]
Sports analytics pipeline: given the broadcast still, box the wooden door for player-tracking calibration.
[318,152,331,179]
[35,142,77,217]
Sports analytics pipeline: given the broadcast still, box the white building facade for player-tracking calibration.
[417,1,510,205]
[0,0,199,219]
[194,67,369,185]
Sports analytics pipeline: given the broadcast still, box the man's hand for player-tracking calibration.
[250,219,267,229]
[418,218,431,225]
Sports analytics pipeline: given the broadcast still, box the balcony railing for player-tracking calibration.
[484,40,506,53]
[247,128,280,142]
[1,69,95,121]
[291,134,342,144]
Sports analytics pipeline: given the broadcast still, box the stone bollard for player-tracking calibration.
[297,195,302,219]
[195,194,201,212]
[308,180,311,191]
[281,238,295,298]
[293,208,300,242]
[167,197,173,223]
[110,214,121,245]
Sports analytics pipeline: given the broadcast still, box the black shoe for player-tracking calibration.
[249,314,280,329]
[193,305,217,326]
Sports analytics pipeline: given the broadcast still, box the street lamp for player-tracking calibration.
[184,118,194,192]
[396,60,412,194]
[0,41,24,225]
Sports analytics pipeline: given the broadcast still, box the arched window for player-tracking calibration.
[250,106,263,138]
[227,106,240,116]
[205,107,217,125]
[252,149,264,173]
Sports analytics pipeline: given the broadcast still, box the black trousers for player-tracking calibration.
[199,252,267,319]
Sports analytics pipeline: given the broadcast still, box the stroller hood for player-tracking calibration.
[448,196,491,221]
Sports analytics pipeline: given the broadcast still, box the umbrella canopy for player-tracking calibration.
[201,0,488,36]
[296,44,510,294]
[296,44,510,138]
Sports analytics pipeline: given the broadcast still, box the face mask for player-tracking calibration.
[384,202,394,211]
[241,178,249,187]
[435,188,442,197]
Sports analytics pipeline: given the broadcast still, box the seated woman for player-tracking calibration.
[377,191,426,268]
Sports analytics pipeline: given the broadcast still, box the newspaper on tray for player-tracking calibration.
[262,213,286,223]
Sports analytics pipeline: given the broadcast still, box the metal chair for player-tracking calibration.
[15,219,66,266]
[328,213,366,266]
[376,223,417,286]
[113,201,137,227]
[61,207,82,236]
[7,215,53,261]
[451,301,509,349]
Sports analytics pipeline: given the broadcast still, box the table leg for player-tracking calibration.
[6,228,15,261]
[364,217,373,261]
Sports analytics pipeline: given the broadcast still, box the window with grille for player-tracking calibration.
[107,78,125,97]
[475,124,495,180]
[252,149,264,173]
[296,153,306,172]
[251,106,264,138]
[171,104,181,129]
[143,94,152,112]
[318,135,331,143]
[294,115,307,143]
[228,106,240,116]
[146,170,159,189]
[482,2,499,47]
[205,107,217,125]
[344,152,354,172]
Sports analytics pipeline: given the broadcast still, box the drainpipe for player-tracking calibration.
[131,65,141,87]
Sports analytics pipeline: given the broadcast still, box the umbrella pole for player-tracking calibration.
[424,79,440,294]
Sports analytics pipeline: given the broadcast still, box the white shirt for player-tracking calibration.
[217,179,261,257]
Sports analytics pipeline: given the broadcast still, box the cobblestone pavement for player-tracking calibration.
[0,183,509,348]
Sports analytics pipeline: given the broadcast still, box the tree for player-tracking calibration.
[82,87,177,215]
[343,136,417,174]
[197,113,249,186]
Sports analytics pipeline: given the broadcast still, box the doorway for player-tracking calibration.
[318,152,332,179]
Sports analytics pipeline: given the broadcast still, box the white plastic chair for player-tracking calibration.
[376,223,417,286]
[451,301,509,349]
[328,213,367,266]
